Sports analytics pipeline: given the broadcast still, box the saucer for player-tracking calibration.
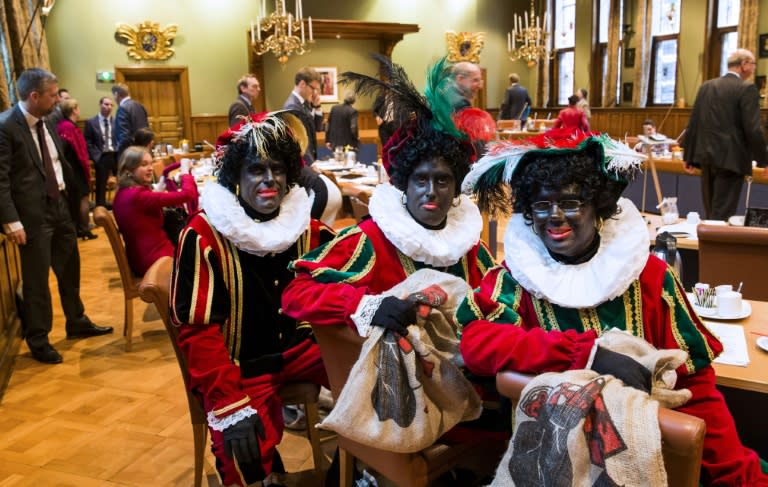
[757,337,768,353]
[692,301,751,320]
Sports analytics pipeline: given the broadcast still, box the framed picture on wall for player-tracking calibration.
[622,82,633,103]
[625,48,636,68]
[760,34,768,58]
[314,66,338,103]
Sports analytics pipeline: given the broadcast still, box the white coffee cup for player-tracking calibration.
[715,284,733,297]
[686,212,701,224]
[718,291,742,317]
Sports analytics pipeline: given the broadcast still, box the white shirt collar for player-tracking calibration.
[201,181,313,256]
[18,102,40,129]
[292,90,306,105]
[119,96,132,107]
[368,183,483,267]
[503,197,649,308]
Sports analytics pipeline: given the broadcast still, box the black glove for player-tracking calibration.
[223,413,266,464]
[590,347,652,394]
[371,296,416,336]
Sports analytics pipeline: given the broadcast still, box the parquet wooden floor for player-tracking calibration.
[0,226,333,486]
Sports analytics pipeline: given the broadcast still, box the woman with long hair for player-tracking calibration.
[112,146,197,275]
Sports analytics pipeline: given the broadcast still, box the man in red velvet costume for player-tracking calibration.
[170,112,334,487]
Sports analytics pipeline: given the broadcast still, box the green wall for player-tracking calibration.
[46,0,527,119]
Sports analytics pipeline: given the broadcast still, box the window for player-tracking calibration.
[648,0,680,105]
[594,0,621,105]
[554,0,576,105]
[716,0,739,76]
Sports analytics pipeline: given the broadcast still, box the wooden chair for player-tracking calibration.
[697,223,768,300]
[349,192,369,223]
[138,258,326,486]
[312,324,504,487]
[496,370,706,487]
[93,206,143,351]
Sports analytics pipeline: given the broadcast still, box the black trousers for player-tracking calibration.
[700,164,744,220]
[20,194,85,349]
[94,152,117,206]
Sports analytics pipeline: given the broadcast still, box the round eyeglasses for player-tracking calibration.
[531,199,584,217]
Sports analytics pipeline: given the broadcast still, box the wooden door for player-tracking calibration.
[115,66,192,145]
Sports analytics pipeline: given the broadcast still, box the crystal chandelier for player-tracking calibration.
[507,0,550,67]
[251,0,314,66]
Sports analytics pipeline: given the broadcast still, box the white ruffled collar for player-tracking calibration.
[368,183,482,267]
[503,197,649,308]
[201,181,312,256]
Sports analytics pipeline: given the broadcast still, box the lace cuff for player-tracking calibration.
[207,406,258,432]
[350,294,385,337]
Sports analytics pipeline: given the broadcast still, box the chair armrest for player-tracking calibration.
[138,256,173,306]
[697,224,768,246]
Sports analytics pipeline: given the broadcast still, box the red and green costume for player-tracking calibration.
[171,182,333,486]
[457,198,767,486]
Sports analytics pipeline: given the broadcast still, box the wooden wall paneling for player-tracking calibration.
[115,66,193,145]
[0,234,22,401]
[190,114,229,146]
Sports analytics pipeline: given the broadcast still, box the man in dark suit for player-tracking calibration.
[499,73,531,125]
[684,49,768,220]
[325,90,359,150]
[111,83,149,160]
[84,96,117,208]
[227,74,260,127]
[282,67,323,162]
[0,68,112,364]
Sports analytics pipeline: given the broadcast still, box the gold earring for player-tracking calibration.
[596,217,604,232]
[235,184,240,197]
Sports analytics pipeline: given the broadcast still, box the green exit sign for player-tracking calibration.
[96,71,115,83]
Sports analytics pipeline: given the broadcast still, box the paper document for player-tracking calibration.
[705,321,750,367]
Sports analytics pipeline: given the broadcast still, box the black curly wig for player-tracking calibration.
[216,128,303,194]
[388,128,473,196]
[511,148,625,225]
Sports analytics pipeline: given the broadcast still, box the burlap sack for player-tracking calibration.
[587,328,692,409]
[491,370,667,487]
[318,269,482,453]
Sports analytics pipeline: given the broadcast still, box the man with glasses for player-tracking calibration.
[282,67,323,163]
[683,48,767,219]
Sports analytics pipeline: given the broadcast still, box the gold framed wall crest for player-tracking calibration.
[115,21,178,61]
[445,31,485,63]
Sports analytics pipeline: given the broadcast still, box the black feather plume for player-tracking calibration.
[340,54,433,134]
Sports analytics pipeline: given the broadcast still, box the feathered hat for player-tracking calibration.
[213,110,308,169]
[340,55,495,176]
[462,128,646,215]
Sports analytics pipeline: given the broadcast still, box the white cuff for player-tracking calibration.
[207,405,258,432]
[3,221,23,233]
[350,294,385,337]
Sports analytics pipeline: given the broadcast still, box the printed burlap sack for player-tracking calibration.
[491,370,667,487]
[587,328,692,409]
[319,269,482,453]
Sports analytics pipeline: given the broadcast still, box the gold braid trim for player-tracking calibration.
[662,289,696,372]
[212,395,251,417]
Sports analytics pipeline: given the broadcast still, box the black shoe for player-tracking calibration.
[77,230,98,240]
[30,344,63,364]
[66,318,114,339]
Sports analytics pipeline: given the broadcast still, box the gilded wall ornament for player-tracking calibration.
[445,31,485,64]
[115,21,178,61]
